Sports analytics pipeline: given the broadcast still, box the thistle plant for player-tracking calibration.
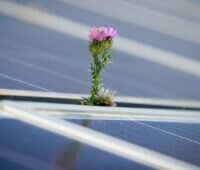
[83,26,117,106]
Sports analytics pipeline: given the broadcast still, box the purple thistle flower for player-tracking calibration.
[102,26,118,39]
[88,25,117,41]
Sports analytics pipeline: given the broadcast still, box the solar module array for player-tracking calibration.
[0,97,200,170]
[0,0,200,169]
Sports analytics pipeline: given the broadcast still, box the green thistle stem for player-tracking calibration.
[83,39,113,105]
[90,66,100,103]
[88,50,109,105]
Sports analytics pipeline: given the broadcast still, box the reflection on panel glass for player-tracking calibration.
[0,118,151,170]
[69,119,200,166]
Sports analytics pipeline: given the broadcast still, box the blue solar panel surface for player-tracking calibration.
[0,119,151,170]
[69,119,200,166]
[0,0,200,99]
[0,0,200,169]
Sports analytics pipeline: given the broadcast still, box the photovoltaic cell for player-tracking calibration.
[69,119,200,166]
[0,118,151,170]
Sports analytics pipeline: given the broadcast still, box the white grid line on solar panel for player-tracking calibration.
[2,100,200,145]
[1,0,200,77]
[0,35,196,99]
[102,119,200,146]
[132,120,200,145]
[81,119,200,160]
[0,51,182,98]
[0,73,50,92]
[0,53,177,98]
[0,55,89,86]
[30,110,200,145]
[1,101,199,170]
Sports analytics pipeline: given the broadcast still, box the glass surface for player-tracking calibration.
[0,0,200,99]
[0,0,200,169]
[0,118,151,170]
[69,119,200,166]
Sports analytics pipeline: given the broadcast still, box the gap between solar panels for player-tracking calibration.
[1,89,200,169]
[1,90,200,146]
[1,89,200,123]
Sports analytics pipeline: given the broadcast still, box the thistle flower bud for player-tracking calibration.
[89,39,112,56]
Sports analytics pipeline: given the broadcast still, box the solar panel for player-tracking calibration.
[0,0,200,169]
[0,118,150,170]
[1,91,200,170]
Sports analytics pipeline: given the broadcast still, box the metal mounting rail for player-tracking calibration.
[1,89,200,110]
[2,100,199,123]
[1,101,199,170]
